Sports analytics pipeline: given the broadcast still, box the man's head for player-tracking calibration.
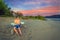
[16,16,18,18]
[15,16,21,19]
[15,16,19,19]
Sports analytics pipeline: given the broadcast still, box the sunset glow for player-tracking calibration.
[4,0,60,16]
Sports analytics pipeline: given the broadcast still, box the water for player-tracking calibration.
[46,18,60,21]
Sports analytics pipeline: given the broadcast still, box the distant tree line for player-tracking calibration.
[22,15,46,20]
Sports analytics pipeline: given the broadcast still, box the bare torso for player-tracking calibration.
[14,18,20,24]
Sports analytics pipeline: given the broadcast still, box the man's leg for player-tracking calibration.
[18,28,22,36]
[14,27,19,35]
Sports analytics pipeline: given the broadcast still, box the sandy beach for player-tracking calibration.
[0,17,60,40]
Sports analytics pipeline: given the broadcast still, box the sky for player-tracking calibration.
[4,0,60,16]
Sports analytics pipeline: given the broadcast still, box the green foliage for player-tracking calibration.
[0,0,12,16]
[22,15,46,20]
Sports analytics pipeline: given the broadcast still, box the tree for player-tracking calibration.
[0,0,12,16]
[37,15,45,20]
[0,0,5,15]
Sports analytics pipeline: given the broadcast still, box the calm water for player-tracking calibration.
[46,18,60,21]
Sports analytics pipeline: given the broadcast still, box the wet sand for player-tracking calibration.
[0,17,60,40]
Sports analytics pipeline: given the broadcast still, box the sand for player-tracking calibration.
[0,17,60,40]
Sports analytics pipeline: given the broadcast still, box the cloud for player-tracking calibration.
[4,0,60,10]
[22,0,50,5]
[11,7,23,12]
[23,2,40,5]
[19,0,59,10]
[19,6,60,16]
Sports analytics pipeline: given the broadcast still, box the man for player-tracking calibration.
[14,16,22,36]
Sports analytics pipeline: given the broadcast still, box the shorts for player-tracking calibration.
[15,24,21,28]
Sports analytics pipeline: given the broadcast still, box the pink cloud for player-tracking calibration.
[18,6,60,16]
